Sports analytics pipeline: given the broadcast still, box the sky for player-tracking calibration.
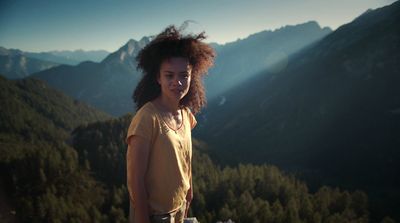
[0,0,397,53]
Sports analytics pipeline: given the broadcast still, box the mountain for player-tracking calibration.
[31,23,329,117]
[30,37,151,116]
[101,37,149,69]
[0,47,110,80]
[195,1,400,221]
[205,21,332,99]
[0,47,59,79]
[26,49,110,65]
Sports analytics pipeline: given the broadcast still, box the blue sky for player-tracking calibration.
[0,0,396,52]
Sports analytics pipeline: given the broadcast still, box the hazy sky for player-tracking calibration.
[0,0,396,52]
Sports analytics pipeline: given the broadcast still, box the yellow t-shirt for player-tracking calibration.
[126,101,197,214]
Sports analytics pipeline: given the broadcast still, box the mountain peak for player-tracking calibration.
[139,36,151,47]
[274,21,332,34]
[124,39,139,56]
[100,36,150,66]
[101,36,151,65]
[123,36,150,54]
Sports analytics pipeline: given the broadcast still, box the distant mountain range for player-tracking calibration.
[0,47,109,79]
[29,22,329,116]
[0,47,60,79]
[26,49,109,65]
[194,1,400,221]
[30,37,150,116]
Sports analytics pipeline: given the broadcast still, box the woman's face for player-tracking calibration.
[157,57,192,102]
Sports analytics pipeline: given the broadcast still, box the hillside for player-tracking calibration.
[0,75,110,135]
[0,75,112,222]
[71,114,377,223]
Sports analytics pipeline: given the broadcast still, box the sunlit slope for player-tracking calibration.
[205,21,331,99]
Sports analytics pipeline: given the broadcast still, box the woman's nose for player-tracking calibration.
[177,80,182,86]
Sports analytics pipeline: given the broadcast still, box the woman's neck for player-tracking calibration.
[154,95,180,115]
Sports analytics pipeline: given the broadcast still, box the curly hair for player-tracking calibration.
[133,25,216,114]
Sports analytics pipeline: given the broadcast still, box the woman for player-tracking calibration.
[126,26,215,223]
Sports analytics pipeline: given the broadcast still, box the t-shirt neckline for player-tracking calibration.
[149,101,184,132]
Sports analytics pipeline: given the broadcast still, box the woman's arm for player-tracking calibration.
[185,175,193,218]
[127,135,151,223]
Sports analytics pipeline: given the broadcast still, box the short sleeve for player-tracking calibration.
[186,108,197,130]
[125,107,154,144]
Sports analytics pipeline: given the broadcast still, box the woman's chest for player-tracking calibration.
[152,118,192,159]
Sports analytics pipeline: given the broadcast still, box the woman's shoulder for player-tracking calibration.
[183,106,197,129]
[134,101,158,119]
[126,102,158,143]
[183,106,195,116]
[141,101,156,111]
